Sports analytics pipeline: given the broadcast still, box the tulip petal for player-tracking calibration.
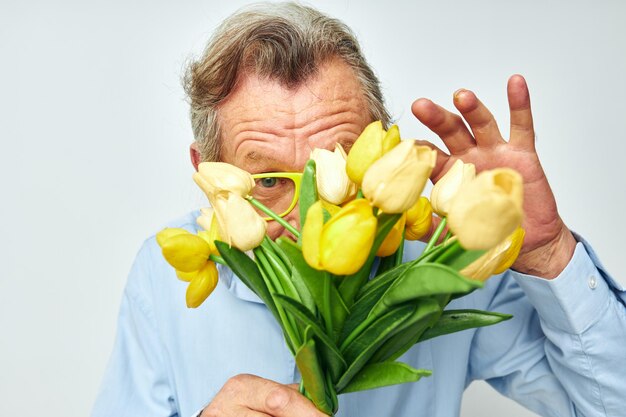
[156,228,189,247]
[185,262,218,308]
[161,233,211,272]
[320,199,377,275]
[362,141,436,213]
[311,146,354,205]
[377,213,406,257]
[405,197,433,241]
[302,201,325,270]
[193,162,255,200]
[346,121,385,185]
[430,159,476,217]
[448,168,523,250]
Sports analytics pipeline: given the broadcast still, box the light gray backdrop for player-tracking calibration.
[1,0,624,416]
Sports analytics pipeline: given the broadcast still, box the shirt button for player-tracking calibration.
[588,275,598,289]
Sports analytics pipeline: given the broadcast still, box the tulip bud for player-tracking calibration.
[405,197,433,241]
[377,213,406,257]
[461,227,525,281]
[193,162,255,200]
[447,168,524,250]
[185,261,219,308]
[212,193,267,251]
[302,199,378,275]
[311,144,356,205]
[156,228,189,247]
[430,159,476,217]
[362,140,437,213]
[346,121,401,185]
[160,233,211,272]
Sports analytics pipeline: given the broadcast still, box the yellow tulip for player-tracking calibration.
[430,159,476,217]
[302,201,325,270]
[346,121,400,185]
[196,207,221,254]
[302,199,378,275]
[376,213,406,257]
[461,227,525,281]
[159,233,212,272]
[212,193,266,251]
[447,168,524,250]
[321,200,342,217]
[405,197,433,241]
[361,140,437,213]
[311,144,356,205]
[185,261,219,308]
[193,162,255,200]
[156,228,189,247]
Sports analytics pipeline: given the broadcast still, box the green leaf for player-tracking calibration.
[274,294,347,382]
[369,263,483,319]
[432,240,486,271]
[299,159,318,231]
[418,309,513,342]
[337,304,415,391]
[338,212,402,307]
[368,298,441,363]
[339,362,432,394]
[215,241,280,323]
[276,238,349,338]
[295,338,332,415]
[341,263,411,344]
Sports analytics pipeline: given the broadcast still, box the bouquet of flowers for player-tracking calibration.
[156,121,525,415]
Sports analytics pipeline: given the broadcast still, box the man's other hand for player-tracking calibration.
[201,374,327,417]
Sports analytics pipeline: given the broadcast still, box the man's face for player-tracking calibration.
[218,59,372,239]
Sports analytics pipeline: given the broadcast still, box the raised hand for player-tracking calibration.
[411,75,576,279]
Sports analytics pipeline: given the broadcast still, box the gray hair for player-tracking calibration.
[184,1,391,162]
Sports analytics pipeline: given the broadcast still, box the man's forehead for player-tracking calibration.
[217,59,371,171]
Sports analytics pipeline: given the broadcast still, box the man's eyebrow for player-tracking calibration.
[244,151,284,171]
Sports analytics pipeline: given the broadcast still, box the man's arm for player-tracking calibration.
[91,243,178,417]
[469,236,626,416]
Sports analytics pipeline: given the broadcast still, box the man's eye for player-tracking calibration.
[259,177,278,187]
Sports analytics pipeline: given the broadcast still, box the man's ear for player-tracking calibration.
[190,142,202,171]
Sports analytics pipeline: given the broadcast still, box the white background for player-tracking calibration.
[1,1,625,416]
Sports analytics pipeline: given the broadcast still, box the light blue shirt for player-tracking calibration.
[92,211,626,417]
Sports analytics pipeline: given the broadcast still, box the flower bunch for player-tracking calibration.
[156,121,524,415]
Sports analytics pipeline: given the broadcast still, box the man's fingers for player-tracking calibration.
[453,89,505,148]
[204,374,325,417]
[411,98,475,154]
[238,375,324,417]
[507,74,536,150]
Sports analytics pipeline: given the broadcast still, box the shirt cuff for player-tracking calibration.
[509,241,610,334]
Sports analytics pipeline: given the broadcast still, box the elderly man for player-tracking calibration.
[92,3,626,417]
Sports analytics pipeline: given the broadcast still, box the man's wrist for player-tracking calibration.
[512,226,577,279]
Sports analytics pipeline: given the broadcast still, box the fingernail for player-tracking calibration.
[453,88,467,101]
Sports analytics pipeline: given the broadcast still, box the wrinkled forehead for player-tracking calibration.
[217,59,372,172]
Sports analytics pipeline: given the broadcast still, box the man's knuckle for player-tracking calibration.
[224,373,251,392]
[265,385,292,411]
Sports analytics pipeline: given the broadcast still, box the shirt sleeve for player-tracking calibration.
[468,235,626,417]
[91,241,179,417]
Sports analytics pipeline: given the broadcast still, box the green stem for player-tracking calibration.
[395,230,405,267]
[247,196,301,238]
[443,230,453,245]
[322,272,332,335]
[424,217,447,253]
[209,254,225,265]
[254,248,301,350]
